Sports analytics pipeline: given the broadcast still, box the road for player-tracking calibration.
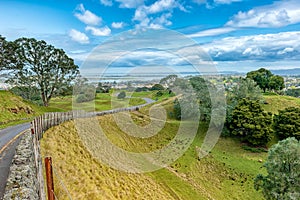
[0,123,30,199]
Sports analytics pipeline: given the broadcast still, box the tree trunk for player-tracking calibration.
[41,92,48,107]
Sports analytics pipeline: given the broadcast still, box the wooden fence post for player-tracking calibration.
[45,157,55,200]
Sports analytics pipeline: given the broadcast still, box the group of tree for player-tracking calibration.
[73,76,95,103]
[285,88,300,98]
[227,97,300,146]
[0,35,79,106]
[168,75,213,121]
[246,68,284,92]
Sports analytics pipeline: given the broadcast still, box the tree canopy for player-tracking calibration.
[246,68,284,92]
[189,76,212,121]
[273,107,300,140]
[254,137,300,200]
[225,78,263,134]
[5,37,79,106]
[229,98,273,146]
[0,35,16,70]
[150,83,164,91]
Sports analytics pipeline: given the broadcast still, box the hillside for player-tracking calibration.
[0,91,61,128]
[263,94,300,114]
[40,99,267,200]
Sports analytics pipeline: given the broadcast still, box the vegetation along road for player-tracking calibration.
[0,123,30,198]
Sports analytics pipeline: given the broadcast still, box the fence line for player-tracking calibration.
[31,105,144,199]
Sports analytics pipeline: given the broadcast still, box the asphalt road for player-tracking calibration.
[0,123,30,199]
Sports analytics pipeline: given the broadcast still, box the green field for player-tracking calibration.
[49,92,148,112]
[40,96,270,200]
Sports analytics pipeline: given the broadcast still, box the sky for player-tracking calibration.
[1,0,300,74]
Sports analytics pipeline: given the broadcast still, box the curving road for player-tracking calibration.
[0,123,30,199]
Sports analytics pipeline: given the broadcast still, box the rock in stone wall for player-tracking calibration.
[3,131,39,200]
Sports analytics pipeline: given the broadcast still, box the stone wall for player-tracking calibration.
[3,131,40,200]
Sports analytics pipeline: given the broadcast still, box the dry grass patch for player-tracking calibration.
[40,120,175,200]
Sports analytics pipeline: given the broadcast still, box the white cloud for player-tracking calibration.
[69,29,89,44]
[100,0,113,6]
[85,26,111,36]
[214,0,241,5]
[202,31,300,61]
[149,13,172,29]
[116,0,144,8]
[112,22,125,29]
[133,0,186,29]
[147,0,186,14]
[278,47,294,55]
[242,47,263,56]
[74,4,102,25]
[226,0,300,28]
[189,27,235,38]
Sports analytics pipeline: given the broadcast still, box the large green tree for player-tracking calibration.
[269,75,285,91]
[6,38,79,106]
[225,78,263,133]
[229,98,273,146]
[189,76,212,121]
[273,107,300,140]
[254,137,300,200]
[246,68,284,92]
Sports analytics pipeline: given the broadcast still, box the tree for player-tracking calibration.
[273,107,300,140]
[229,98,273,146]
[269,75,284,91]
[117,91,126,99]
[150,83,164,91]
[6,38,79,106]
[246,68,273,92]
[189,76,212,121]
[159,74,178,87]
[226,78,263,128]
[74,78,96,103]
[246,68,285,92]
[96,82,111,93]
[173,98,181,120]
[254,137,300,200]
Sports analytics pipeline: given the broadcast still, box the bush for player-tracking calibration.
[229,99,273,146]
[273,107,300,140]
[254,137,300,199]
[117,91,126,99]
[156,90,164,97]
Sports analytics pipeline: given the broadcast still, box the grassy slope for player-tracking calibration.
[40,94,270,200]
[0,91,61,128]
[263,94,300,114]
[262,94,300,146]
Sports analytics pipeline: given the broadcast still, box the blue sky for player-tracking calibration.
[1,0,300,73]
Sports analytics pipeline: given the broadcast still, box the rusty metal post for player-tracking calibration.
[45,157,55,200]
